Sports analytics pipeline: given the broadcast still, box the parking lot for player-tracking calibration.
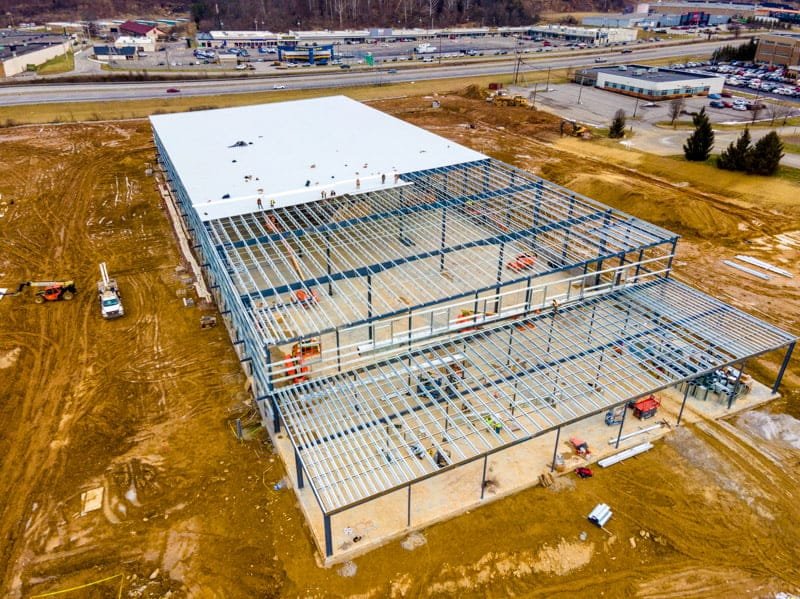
[529,82,800,167]
[528,83,771,129]
[670,61,800,102]
[86,34,652,76]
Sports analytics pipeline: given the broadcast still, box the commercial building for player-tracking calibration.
[151,97,795,563]
[114,35,156,53]
[577,64,724,99]
[0,30,71,77]
[646,1,757,18]
[197,25,536,49]
[277,43,335,64]
[756,32,800,67]
[526,24,638,46]
[93,45,137,61]
[117,20,160,42]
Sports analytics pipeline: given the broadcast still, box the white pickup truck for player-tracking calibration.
[97,262,124,319]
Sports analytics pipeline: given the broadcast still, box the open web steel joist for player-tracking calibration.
[204,158,677,347]
[277,277,796,515]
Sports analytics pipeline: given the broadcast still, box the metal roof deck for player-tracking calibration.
[206,159,678,345]
[276,277,796,513]
[149,96,485,220]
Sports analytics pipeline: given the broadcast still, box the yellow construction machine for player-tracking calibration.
[560,120,591,139]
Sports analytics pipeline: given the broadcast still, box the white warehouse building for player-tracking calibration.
[578,64,725,99]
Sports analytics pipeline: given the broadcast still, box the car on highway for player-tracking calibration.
[272,84,286,89]
[387,68,398,74]
[594,57,607,63]
[166,88,180,93]
[339,64,351,69]
[621,49,632,54]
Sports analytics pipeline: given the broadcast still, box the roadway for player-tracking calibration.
[0,40,731,106]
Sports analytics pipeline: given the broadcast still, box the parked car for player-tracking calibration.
[709,100,725,108]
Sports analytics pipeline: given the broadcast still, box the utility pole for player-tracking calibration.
[632,96,640,118]
[545,66,551,90]
[577,75,585,104]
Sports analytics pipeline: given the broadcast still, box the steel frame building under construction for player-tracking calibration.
[151,96,796,562]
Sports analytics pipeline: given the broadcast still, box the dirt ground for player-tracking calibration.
[1,93,799,598]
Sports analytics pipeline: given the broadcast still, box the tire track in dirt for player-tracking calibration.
[0,124,155,593]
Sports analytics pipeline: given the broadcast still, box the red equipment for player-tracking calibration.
[294,288,319,307]
[631,395,661,420]
[575,467,593,478]
[283,354,310,384]
[506,254,536,272]
[570,436,591,457]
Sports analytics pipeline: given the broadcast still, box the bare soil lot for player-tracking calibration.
[1,94,799,598]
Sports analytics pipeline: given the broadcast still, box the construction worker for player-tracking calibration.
[484,414,502,434]
[381,173,386,185]
[256,197,263,210]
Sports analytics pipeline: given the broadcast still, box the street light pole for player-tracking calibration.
[577,75,585,104]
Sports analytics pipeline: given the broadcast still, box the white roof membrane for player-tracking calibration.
[150,96,486,221]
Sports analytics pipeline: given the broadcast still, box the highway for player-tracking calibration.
[0,40,730,106]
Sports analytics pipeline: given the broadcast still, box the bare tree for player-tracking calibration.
[767,101,793,126]
[750,103,763,124]
[669,97,686,127]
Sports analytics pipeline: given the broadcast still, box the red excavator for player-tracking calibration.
[4,280,77,304]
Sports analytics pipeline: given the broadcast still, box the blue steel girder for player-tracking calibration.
[241,208,613,302]
[254,234,677,347]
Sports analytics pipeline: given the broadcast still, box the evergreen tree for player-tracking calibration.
[717,127,752,171]
[683,107,714,162]
[747,132,784,176]
[609,109,626,139]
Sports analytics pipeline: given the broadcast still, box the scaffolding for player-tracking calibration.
[151,103,796,562]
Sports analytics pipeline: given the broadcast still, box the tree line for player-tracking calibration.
[711,38,756,63]
[191,0,544,30]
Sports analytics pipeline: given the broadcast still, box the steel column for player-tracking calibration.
[677,383,690,426]
[614,403,628,449]
[550,426,561,473]
[295,449,304,489]
[480,455,489,499]
[772,341,795,394]
[727,361,745,409]
[407,484,412,526]
[324,514,333,557]
[271,395,280,433]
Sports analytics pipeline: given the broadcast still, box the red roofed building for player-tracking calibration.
[118,21,161,42]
